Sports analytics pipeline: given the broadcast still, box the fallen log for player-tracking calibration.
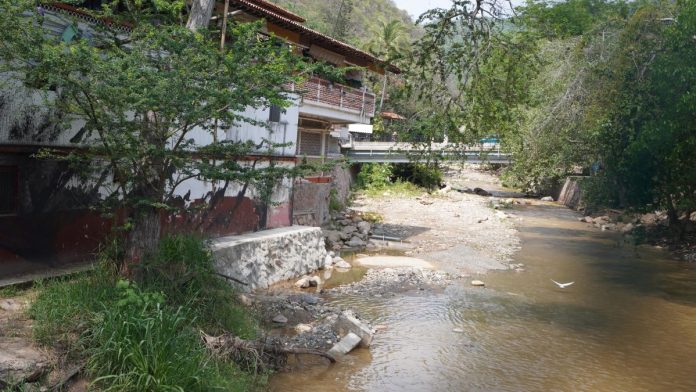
[201,332,335,372]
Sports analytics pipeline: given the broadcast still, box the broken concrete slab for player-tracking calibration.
[327,332,362,357]
[333,311,373,347]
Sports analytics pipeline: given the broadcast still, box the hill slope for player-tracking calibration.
[268,0,418,46]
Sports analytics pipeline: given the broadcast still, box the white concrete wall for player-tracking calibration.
[225,99,300,157]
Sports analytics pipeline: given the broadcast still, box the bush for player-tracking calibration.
[357,163,393,189]
[392,163,443,190]
[30,235,256,391]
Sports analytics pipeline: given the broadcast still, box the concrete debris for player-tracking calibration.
[334,311,374,347]
[327,333,362,357]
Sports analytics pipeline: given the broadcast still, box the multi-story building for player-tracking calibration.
[0,0,395,274]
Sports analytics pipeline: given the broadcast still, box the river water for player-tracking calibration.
[269,203,696,391]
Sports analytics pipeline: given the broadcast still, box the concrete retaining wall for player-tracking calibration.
[558,176,586,209]
[211,226,327,291]
[292,181,331,226]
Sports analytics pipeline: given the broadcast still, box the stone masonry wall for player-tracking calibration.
[211,226,327,291]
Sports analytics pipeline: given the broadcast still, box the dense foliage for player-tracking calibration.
[500,0,696,235]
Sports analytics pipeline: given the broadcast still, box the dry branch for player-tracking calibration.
[201,332,336,372]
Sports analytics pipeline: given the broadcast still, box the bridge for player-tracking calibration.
[343,142,512,164]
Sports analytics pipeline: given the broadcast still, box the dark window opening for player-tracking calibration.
[0,166,19,214]
[269,105,281,123]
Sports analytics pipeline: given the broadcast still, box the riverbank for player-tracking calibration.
[270,174,696,392]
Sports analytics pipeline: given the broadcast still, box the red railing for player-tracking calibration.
[293,77,376,117]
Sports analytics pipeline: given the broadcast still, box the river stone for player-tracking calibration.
[0,299,22,312]
[471,280,485,287]
[294,276,311,289]
[272,314,288,324]
[308,276,322,287]
[324,230,342,243]
[0,338,49,385]
[327,332,362,357]
[324,254,334,269]
[347,236,366,248]
[540,196,554,201]
[334,257,351,269]
[342,225,358,235]
[295,324,313,334]
[357,221,371,235]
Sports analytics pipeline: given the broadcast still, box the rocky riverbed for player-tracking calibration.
[252,165,525,358]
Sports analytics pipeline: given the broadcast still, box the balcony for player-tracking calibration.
[292,77,376,123]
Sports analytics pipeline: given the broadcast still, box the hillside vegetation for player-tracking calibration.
[269,0,419,46]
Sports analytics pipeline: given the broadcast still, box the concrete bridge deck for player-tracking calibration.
[343,141,511,164]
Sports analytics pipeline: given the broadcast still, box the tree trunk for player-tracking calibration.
[665,194,684,240]
[123,207,162,277]
[379,72,388,111]
[186,0,216,31]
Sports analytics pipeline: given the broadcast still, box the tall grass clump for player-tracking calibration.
[29,235,256,391]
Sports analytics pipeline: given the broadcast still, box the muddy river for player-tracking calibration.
[270,203,696,391]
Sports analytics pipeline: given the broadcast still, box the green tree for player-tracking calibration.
[0,1,312,268]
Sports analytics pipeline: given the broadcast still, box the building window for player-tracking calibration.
[0,166,18,214]
[269,105,282,123]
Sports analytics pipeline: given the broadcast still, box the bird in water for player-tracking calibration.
[551,279,575,289]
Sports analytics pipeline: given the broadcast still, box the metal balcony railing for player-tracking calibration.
[292,77,376,117]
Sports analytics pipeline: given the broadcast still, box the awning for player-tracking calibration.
[348,124,373,134]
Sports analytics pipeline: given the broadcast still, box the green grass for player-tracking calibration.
[29,235,258,391]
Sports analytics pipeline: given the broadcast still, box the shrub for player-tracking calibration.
[30,235,257,391]
[357,163,393,189]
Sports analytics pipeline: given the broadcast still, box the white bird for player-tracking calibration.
[551,279,575,289]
